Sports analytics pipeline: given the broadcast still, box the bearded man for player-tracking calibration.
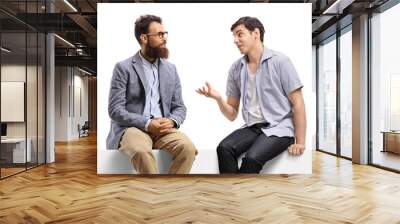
[106,15,197,174]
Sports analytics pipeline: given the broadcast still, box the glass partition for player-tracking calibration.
[371,3,400,171]
[317,35,337,155]
[339,28,352,158]
[1,30,28,177]
[0,1,46,179]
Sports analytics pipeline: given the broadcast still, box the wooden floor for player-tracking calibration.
[373,151,400,171]
[0,167,26,178]
[1,135,400,223]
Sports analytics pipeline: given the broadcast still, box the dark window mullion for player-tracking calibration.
[367,10,373,165]
[336,29,341,157]
[0,25,2,179]
[316,45,319,151]
[24,0,28,171]
[36,3,39,167]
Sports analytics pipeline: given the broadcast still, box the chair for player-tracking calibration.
[78,121,90,138]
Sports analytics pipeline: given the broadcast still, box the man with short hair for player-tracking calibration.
[107,15,197,174]
[197,16,306,173]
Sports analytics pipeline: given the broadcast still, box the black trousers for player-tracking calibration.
[217,123,295,174]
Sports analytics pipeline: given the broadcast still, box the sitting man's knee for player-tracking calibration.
[240,155,263,173]
[131,146,152,157]
[179,140,197,157]
[217,140,233,155]
[125,127,140,136]
[242,154,262,166]
[135,147,148,154]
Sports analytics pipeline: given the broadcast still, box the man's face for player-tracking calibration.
[141,21,169,59]
[232,24,259,55]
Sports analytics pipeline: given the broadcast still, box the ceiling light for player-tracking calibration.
[63,0,78,12]
[1,47,11,53]
[54,34,75,48]
[78,67,92,76]
[323,0,355,15]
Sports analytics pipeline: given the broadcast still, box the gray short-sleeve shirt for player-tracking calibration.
[225,48,303,137]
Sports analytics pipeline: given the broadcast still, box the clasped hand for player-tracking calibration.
[148,118,175,136]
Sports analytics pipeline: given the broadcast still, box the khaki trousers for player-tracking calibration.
[119,127,197,174]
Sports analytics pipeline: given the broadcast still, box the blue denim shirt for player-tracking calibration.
[225,48,303,137]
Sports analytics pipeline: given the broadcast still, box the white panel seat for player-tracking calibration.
[97,148,311,174]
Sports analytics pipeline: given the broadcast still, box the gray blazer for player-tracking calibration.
[106,51,186,149]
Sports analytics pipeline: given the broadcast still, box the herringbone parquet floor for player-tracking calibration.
[1,134,400,223]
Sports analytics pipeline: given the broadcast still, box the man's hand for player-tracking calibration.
[196,82,221,100]
[196,82,239,121]
[288,89,306,157]
[288,143,305,156]
[147,118,175,136]
[157,118,175,135]
[147,119,162,136]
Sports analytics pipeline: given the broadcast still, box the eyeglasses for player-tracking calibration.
[146,31,168,39]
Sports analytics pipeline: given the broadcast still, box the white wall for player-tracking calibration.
[1,82,24,123]
[75,72,89,123]
[1,64,46,164]
[54,67,89,141]
[72,71,89,138]
[1,65,32,138]
[55,66,68,141]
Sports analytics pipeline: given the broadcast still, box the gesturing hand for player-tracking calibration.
[196,82,221,100]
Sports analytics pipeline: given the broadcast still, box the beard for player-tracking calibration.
[145,42,169,59]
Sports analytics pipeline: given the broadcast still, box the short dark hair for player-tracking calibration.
[231,16,265,42]
[134,15,162,44]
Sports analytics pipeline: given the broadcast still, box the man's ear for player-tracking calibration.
[253,28,260,40]
[140,34,147,44]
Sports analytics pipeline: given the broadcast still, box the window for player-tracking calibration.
[371,2,400,171]
[317,36,337,155]
[339,28,352,158]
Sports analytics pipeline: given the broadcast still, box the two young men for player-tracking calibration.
[107,15,306,174]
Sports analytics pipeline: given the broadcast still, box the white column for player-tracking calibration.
[45,1,55,163]
[352,14,369,164]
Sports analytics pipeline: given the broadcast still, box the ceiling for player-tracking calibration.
[0,0,393,75]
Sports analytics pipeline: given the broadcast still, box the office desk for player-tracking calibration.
[1,138,31,163]
[382,131,400,154]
